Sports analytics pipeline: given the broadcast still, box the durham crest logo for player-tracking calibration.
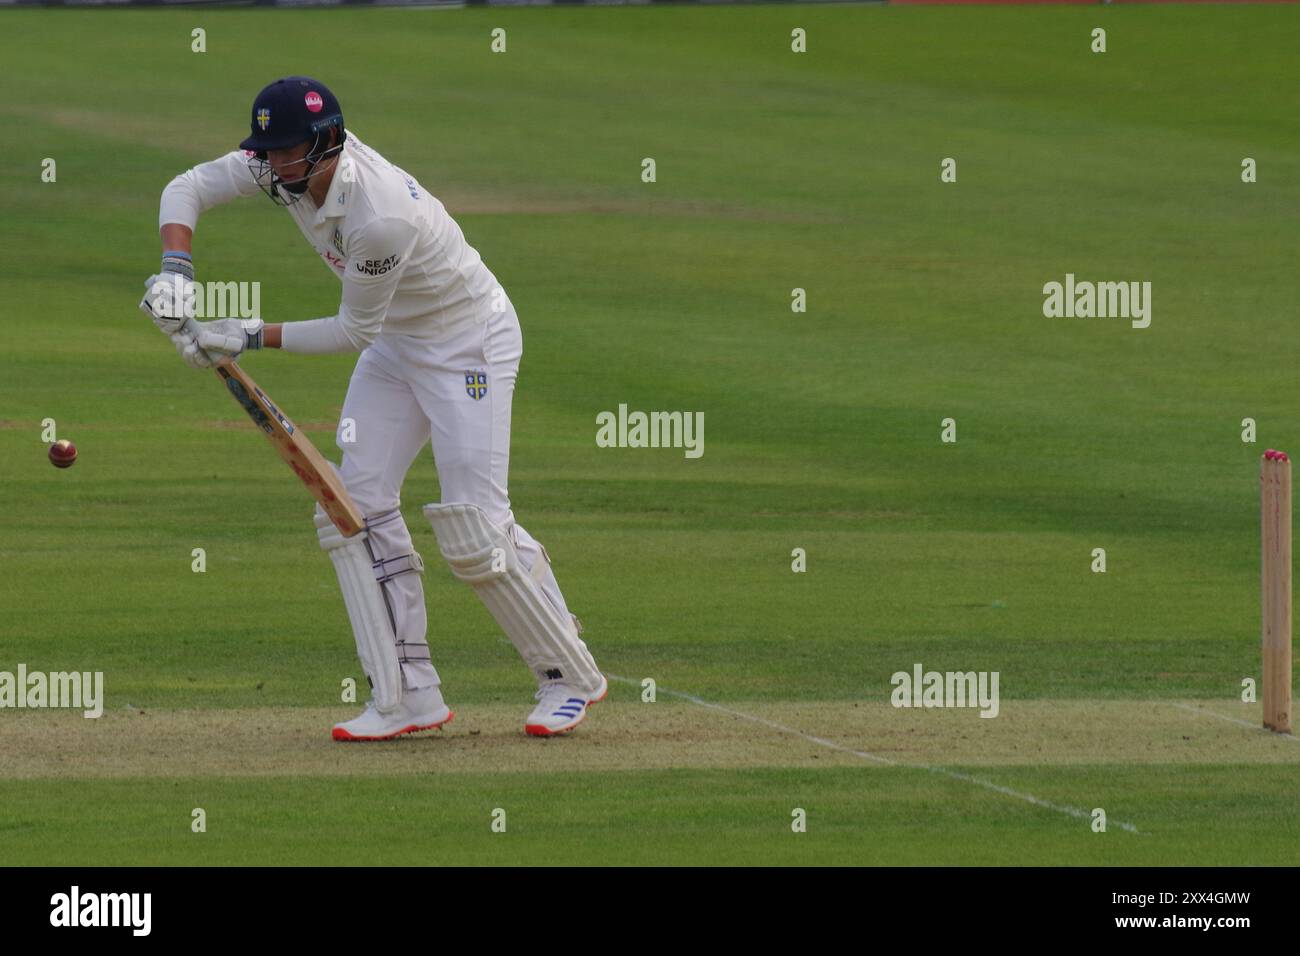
[465,371,487,400]
[256,108,271,131]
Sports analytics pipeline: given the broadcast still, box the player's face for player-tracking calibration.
[266,141,313,184]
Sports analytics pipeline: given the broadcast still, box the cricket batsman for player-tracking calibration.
[140,76,607,740]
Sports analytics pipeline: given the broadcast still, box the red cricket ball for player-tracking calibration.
[49,439,77,469]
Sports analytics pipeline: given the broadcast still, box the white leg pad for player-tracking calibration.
[316,508,402,713]
[424,502,602,693]
[365,508,438,692]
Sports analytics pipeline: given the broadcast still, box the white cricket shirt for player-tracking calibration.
[158,132,500,353]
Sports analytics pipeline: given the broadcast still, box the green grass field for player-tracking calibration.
[2,3,1300,865]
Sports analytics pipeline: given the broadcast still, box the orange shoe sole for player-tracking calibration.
[525,710,587,737]
[332,710,454,742]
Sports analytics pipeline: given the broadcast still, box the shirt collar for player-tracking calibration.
[309,137,353,225]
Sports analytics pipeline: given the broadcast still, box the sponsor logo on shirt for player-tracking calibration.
[356,254,400,276]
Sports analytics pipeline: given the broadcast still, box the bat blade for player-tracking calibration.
[215,361,364,536]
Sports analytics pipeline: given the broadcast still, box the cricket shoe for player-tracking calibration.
[525,674,608,737]
[332,686,454,742]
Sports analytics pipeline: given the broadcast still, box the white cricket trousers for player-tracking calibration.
[331,300,573,691]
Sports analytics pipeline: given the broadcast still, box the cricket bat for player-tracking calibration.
[215,361,365,536]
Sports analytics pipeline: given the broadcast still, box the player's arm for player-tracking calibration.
[153,150,262,285]
[191,216,415,360]
[159,150,263,238]
[143,152,264,361]
[276,217,418,354]
[160,223,192,257]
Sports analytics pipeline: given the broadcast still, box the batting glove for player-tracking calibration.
[194,318,264,360]
[171,328,217,369]
[140,271,197,336]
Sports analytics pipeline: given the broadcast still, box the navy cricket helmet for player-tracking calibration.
[240,77,347,205]
[240,76,345,153]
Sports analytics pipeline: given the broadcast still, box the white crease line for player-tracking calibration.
[606,673,1140,834]
[1172,702,1299,739]
[611,675,893,765]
